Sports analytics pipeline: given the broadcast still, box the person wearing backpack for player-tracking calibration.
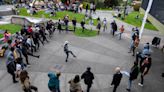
[126,62,139,91]
[63,41,76,62]
[81,67,94,92]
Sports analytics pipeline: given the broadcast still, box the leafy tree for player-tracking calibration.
[104,0,119,8]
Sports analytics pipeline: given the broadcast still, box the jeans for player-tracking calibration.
[113,85,118,92]
[127,80,132,89]
[141,75,144,84]
[119,32,123,40]
[65,51,75,61]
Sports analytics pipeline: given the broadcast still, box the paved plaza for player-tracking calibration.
[0,5,164,92]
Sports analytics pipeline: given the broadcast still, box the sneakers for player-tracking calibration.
[126,88,131,91]
[138,83,143,87]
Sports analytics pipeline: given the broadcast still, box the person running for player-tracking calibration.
[111,67,122,92]
[81,67,94,92]
[138,56,152,87]
[48,72,61,92]
[69,75,83,92]
[20,70,38,92]
[63,41,76,62]
[126,62,139,91]
[6,47,18,83]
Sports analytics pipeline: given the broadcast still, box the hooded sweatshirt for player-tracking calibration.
[48,72,60,89]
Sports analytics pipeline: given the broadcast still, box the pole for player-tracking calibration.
[139,0,153,39]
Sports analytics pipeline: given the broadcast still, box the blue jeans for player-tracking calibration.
[127,79,132,89]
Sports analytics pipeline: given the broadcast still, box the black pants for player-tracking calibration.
[87,84,92,92]
[113,85,118,92]
[9,72,16,83]
[24,85,38,92]
[141,75,144,85]
[65,51,75,61]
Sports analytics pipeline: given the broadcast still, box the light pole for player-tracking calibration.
[139,0,154,39]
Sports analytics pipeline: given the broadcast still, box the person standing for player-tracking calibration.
[48,72,61,92]
[81,67,94,92]
[6,47,18,83]
[97,21,101,35]
[19,70,38,92]
[103,18,107,32]
[111,67,122,92]
[57,19,62,34]
[81,20,85,32]
[64,15,69,33]
[72,18,77,32]
[138,57,152,87]
[119,25,124,40]
[63,41,76,62]
[86,4,89,13]
[69,75,83,92]
[111,21,117,37]
[126,62,139,91]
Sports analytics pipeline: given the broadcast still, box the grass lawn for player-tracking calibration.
[0,24,22,38]
[19,8,98,26]
[69,26,97,37]
[119,12,158,31]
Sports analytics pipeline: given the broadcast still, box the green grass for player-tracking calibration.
[119,12,158,31]
[97,8,113,11]
[0,24,22,38]
[69,26,97,37]
[19,8,98,26]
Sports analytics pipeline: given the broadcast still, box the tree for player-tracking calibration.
[104,0,119,8]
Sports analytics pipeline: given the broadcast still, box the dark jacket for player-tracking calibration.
[129,65,139,80]
[81,71,94,85]
[48,72,60,89]
[7,61,16,73]
[111,73,122,86]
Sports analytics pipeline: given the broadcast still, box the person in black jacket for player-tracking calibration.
[72,18,77,32]
[81,20,85,32]
[111,67,122,92]
[81,67,94,92]
[126,62,139,91]
[6,47,18,83]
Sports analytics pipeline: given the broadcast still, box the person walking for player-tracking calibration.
[138,56,152,87]
[64,15,69,33]
[111,21,117,37]
[126,62,139,91]
[57,19,62,34]
[72,18,77,32]
[119,25,124,40]
[111,67,122,92]
[97,21,101,35]
[48,72,61,92]
[81,67,94,92]
[69,75,83,92]
[6,47,18,83]
[19,70,38,92]
[81,20,85,33]
[63,41,76,62]
[86,4,89,13]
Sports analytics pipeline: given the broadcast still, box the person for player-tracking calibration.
[129,33,139,56]
[90,3,93,14]
[97,21,101,35]
[138,57,152,87]
[6,47,18,83]
[119,25,124,40]
[93,3,96,14]
[39,26,49,43]
[81,67,94,92]
[81,20,85,32]
[48,72,61,92]
[72,18,77,32]
[111,21,117,36]
[103,18,107,32]
[26,35,36,53]
[64,15,69,33]
[69,75,83,92]
[126,62,139,91]
[58,19,62,33]
[111,67,122,92]
[20,70,38,92]
[63,41,76,62]
[86,4,89,13]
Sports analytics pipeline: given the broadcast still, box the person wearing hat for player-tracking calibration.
[64,41,76,62]
[111,67,122,92]
[81,67,94,92]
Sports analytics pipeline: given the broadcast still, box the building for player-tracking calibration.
[140,0,164,33]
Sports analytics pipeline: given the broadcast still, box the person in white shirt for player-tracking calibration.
[103,18,107,32]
